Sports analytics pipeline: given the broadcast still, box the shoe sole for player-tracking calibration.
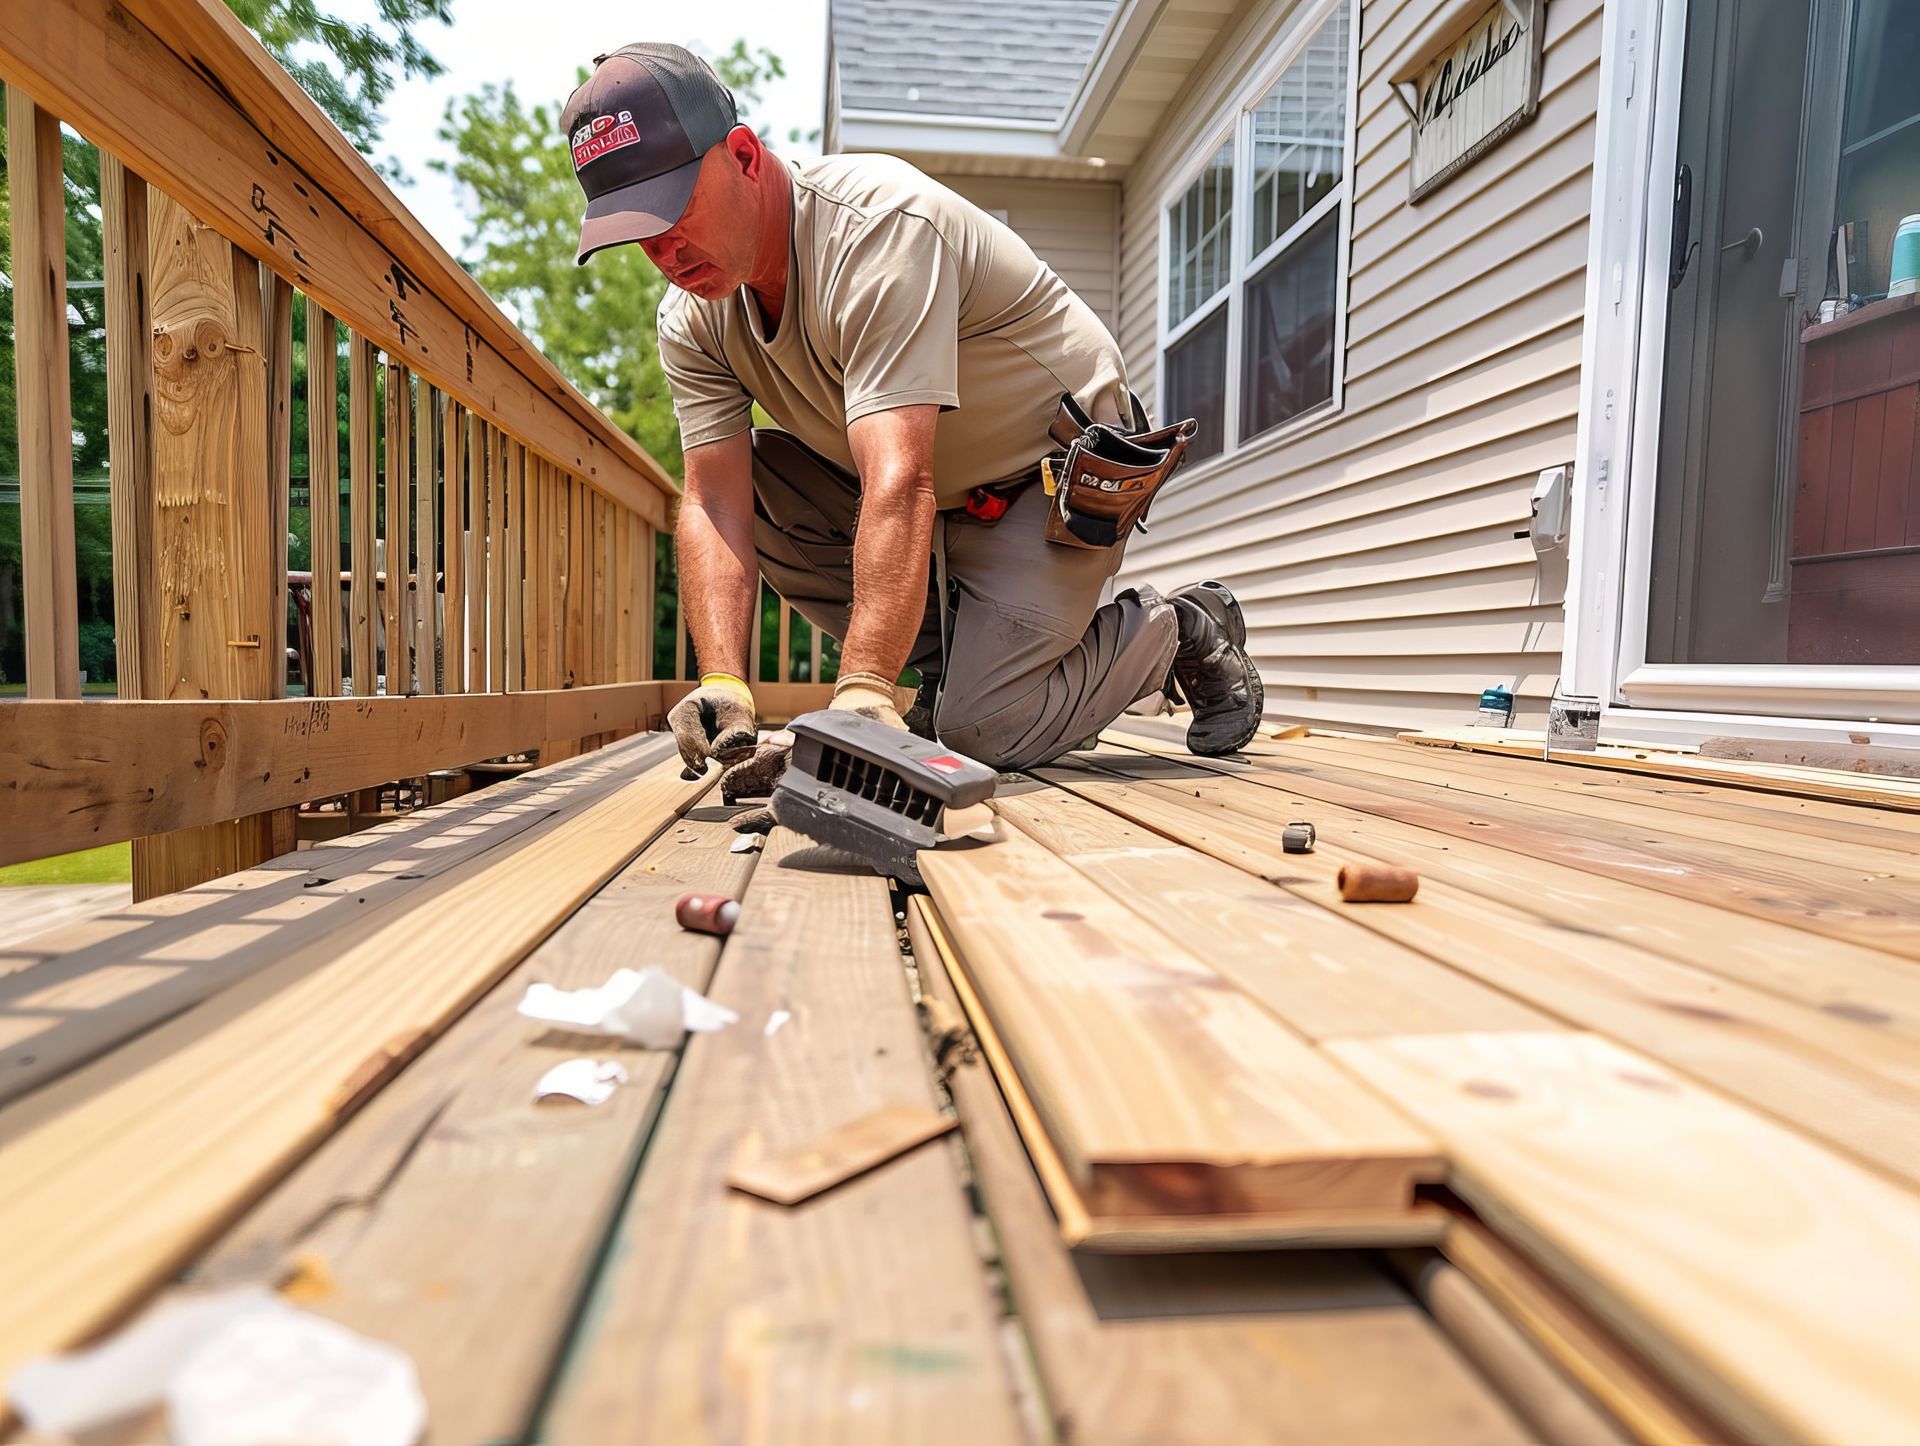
[1175,580,1246,650]
[1187,637,1265,756]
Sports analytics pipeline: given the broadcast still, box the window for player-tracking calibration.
[1160,0,1354,465]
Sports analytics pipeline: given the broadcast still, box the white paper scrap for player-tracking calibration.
[519,967,739,1048]
[729,832,764,853]
[764,1009,791,1037]
[9,1288,274,1434]
[168,1301,426,1446]
[534,1058,629,1105]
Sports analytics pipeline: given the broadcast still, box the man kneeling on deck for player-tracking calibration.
[563,43,1262,794]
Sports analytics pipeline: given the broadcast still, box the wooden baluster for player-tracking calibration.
[505,440,524,693]
[9,93,80,699]
[263,273,294,699]
[596,490,614,689]
[486,426,506,692]
[778,598,793,684]
[101,154,156,700]
[414,381,437,694]
[348,333,377,696]
[464,413,486,692]
[641,519,657,684]
[441,398,466,692]
[383,360,412,695]
[568,478,586,689]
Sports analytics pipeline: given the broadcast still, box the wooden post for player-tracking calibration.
[465,416,487,691]
[134,197,286,897]
[263,272,294,699]
[305,302,341,695]
[100,154,156,700]
[414,381,437,694]
[348,334,377,695]
[442,397,465,692]
[9,92,80,699]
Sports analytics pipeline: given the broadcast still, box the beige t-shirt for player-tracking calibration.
[656,153,1130,508]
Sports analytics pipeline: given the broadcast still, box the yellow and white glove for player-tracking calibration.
[828,670,907,730]
[667,673,759,780]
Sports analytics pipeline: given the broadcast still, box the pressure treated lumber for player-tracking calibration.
[0,739,709,1385]
[176,808,758,1443]
[7,92,80,700]
[100,155,158,702]
[917,812,1442,1222]
[0,683,684,865]
[1100,731,1920,1028]
[908,900,1446,1250]
[993,782,1548,1040]
[913,918,1528,1446]
[726,1104,956,1205]
[1386,1252,1627,1446]
[348,334,378,694]
[1325,1031,1920,1444]
[0,0,672,529]
[1403,728,1920,812]
[307,304,343,695]
[0,743,663,1103]
[544,830,1023,1443]
[1048,751,1920,1189]
[1440,1214,1728,1445]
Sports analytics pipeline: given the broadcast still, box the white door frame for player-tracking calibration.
[1561,0,1920,746]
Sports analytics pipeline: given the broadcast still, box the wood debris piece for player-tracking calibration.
[727,1104,957,1206]
[1338,862,1419,902]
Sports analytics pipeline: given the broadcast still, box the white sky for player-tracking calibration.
[333,0,829,260]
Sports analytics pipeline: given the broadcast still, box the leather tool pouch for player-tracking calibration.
[1041,394,1198,550]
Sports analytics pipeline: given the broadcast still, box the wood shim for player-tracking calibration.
[916,815,1444,1228]
[0,742,709,1385]
[726,1105,957,1206]
[1326,1031,1920,1444]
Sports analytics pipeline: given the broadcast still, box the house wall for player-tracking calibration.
[931,174,1123,332]
[1114,0,1604,732]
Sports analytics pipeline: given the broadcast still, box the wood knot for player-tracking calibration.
[197,716,230,772]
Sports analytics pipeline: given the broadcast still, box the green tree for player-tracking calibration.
[435,42,787,674]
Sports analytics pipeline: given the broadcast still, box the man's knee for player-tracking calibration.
[934,689,1043,772]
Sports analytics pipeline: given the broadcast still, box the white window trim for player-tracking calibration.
[1153,0,1361,476]
[1563,0,1920,739]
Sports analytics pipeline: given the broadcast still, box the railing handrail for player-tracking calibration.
[0,0,675,531]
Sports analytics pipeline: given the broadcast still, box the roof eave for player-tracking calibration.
[836,110,1066,159]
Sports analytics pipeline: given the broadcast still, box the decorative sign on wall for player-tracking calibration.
[1397,0,1546,201]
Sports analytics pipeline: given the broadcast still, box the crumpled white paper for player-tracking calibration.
[533,1057,629,1105]
[518,966,738,1049]
[8,1288,425,1446]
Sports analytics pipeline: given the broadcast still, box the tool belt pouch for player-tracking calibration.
[1042,394,1198,550]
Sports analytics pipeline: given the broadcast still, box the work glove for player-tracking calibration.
[668,674,759,781]
[828,670,907,730]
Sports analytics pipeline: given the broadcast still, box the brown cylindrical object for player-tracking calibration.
[675,892,742,936]
[1338,863,1419,903]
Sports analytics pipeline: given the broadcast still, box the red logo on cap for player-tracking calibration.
[572,110,639,170]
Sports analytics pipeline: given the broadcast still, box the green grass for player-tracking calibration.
[0,681,120,697]
[0,842,133,886]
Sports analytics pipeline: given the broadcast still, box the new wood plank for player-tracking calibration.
[1050,752,1920,1187]
[995,780,1549,1040]
[1325,1031,1920,1444]
[0,683,669,864]
[544,830,1023,1443]
[307,303,343,695]
[175,805,757,1442]
[1090,739,1920,1035]
[915,918,1529,1446]
[0,742,663,1103]
[7,92,80,700]
[1114,731,1920,962]
[918,812,1442,1221]
[0,739,709,1383]
[1402,728,1920,812]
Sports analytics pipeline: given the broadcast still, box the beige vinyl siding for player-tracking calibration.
[932,174,1122,331]
[1116,0,1603,733]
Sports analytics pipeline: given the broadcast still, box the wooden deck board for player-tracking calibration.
[172,805,759,1443]
[542,830,1023,1443]
[914,913,1531,1446]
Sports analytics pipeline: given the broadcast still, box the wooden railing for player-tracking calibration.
[0,0,697,894]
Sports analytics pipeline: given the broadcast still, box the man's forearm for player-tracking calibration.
[675,497,757,681]
[841,469,937,684]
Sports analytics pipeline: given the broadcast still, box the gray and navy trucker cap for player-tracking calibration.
[562,43,738,264]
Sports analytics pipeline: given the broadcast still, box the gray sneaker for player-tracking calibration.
[1166,580,1263,756]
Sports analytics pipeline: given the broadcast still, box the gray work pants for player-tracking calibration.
[748,429,1178,771]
